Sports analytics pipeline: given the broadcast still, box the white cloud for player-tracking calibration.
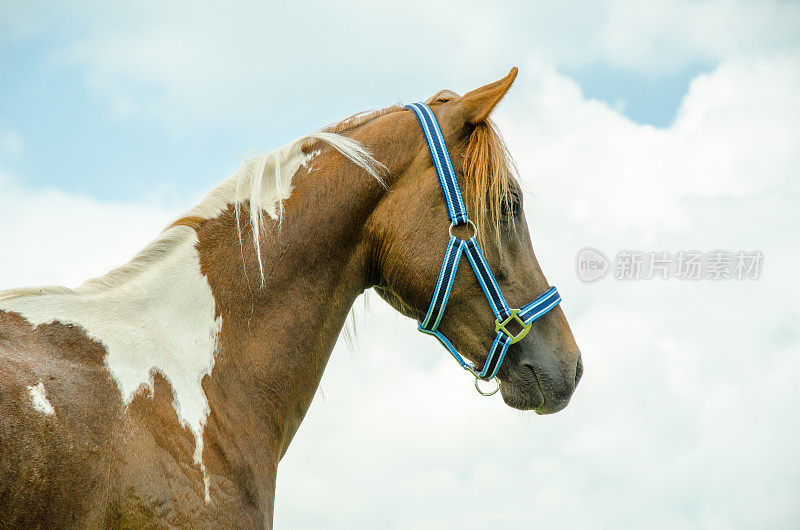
[3,1,798,129]
[41,1,502,128]
[586,0,800,73]
[499,55,800,240]
[0,174,174,289]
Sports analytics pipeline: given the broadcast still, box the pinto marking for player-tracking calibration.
[27,381,55,416]
[1,228,221,500]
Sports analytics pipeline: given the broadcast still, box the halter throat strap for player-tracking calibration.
[405,102,562,386]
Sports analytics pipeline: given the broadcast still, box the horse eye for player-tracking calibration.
[501,190,520,218]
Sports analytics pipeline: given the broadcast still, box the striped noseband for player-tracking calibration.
[405,102,562,396]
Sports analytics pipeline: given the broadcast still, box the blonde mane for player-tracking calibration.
[0,132,383,301]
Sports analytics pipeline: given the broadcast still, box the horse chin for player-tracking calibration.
[499,368,570,415]
[499,376,544,412]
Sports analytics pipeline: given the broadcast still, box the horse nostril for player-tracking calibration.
[575,355,584,386]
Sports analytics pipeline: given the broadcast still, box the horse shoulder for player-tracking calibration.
[0,309,123,526]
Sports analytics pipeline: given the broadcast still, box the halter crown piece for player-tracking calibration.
[405,103,562,396]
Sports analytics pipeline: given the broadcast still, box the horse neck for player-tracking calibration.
[195,156,385,468]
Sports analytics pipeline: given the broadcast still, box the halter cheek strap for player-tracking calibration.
[405,102,562,392]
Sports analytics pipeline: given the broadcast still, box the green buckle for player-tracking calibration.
[494,309,532,344]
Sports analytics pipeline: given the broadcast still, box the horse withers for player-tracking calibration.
[0,68,581,528]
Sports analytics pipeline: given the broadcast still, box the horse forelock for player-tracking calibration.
[462,119,517,248]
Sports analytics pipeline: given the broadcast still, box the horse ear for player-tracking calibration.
[458,67,518,124]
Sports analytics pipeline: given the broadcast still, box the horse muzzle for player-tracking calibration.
[500,349,583,414]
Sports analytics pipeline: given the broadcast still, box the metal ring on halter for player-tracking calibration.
[449,219,477,240]
[474,376,500,396]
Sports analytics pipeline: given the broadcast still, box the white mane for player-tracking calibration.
[0,131,384,300]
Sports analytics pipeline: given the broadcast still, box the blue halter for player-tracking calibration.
[405,102,562,393]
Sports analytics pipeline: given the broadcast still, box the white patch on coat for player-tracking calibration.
[27,381,55,416]
[1,228,221,500]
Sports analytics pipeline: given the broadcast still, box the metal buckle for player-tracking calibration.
[474,377,500,396]
[494,309,532,344]
[449,219,477,240]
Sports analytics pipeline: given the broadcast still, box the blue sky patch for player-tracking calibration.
[565,63,715,128]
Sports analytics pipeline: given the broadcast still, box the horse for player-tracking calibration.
[0,68,582,528]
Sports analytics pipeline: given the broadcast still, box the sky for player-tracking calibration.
[1,1,799,528]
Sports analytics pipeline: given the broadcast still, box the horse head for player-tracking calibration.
[365,68,582,412]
